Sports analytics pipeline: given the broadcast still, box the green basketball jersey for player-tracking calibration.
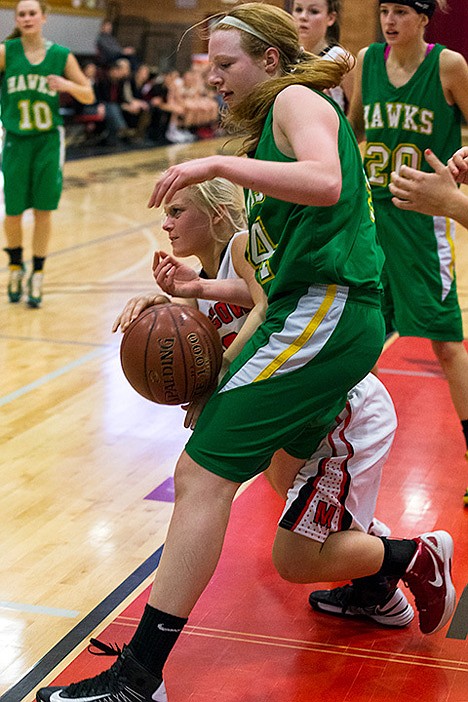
[245,88,384,303]
[1,38,70,135]
[362,43,461,201]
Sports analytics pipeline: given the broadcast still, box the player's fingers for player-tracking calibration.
[391,196,414,211]
[148,174,173,208]
[423,149,446,174]
[389,173,411,197]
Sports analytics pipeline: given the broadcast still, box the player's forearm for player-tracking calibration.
[222,300,267,366]
[217,156,341,207]
[66,81,95,105]
[446,190,468,229]
[197,277,254,308]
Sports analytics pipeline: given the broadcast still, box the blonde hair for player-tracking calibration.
[211,3,350,154]
[187,178,247,245]
[5,0,48,41]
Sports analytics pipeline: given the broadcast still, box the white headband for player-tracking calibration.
[213,16,271,46]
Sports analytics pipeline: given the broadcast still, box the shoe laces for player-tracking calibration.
[65,639,124,695]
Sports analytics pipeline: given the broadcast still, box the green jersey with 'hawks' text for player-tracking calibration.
[1,37,70,135]
[362,43,461,201]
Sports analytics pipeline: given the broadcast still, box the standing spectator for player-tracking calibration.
[95,19,137,70]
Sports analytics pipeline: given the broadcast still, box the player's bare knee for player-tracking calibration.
[272,530,322,583]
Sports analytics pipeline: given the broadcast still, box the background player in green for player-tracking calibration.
[36,5,456,701]
[0,0,94,307]
[348,0,468,495]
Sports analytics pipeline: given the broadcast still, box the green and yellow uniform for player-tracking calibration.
[362,42,463,340]
[1,37,69,215]
[186,89,385,482]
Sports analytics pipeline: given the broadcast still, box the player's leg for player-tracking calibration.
[273,375,454,634]
[27,209,52,308]
[4,215,25,303]
[377,203,468,491]
[36,452,241,702]
[431,339,468,471]
[274,375,412,626]
[2,134,30,303]
[28,130,64,308]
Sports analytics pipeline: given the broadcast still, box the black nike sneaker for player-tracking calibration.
[36,643,167,701]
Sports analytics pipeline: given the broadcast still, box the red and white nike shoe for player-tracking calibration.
[403,530,456,635]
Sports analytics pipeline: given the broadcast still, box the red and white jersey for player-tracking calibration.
[197,232,252,350]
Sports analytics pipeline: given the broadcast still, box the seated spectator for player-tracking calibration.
[96,19,138,70]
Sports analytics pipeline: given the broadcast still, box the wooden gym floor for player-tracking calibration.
[0,136,467,702]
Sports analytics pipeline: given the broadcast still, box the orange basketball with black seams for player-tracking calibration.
[120,303,223,405]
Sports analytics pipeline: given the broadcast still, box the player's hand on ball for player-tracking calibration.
[182,389,213,430]
[153,251,203,298]
[112,292,169,333]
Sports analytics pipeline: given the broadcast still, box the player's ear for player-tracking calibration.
[263,47,280,75]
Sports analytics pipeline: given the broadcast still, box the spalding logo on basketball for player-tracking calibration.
[120,304,223,405]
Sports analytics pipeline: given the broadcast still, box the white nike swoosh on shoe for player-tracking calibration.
[427,548,444,587]
[50,691,109,701]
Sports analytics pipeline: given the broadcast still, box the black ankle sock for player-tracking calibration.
[350,573,397,606]
[377,537,418,578]
[4,247,23,267]
[32,256,45,272]
[128,604,187,678]
[462,419,468,450]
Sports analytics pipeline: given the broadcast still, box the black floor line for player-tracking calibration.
[0,545,164,702]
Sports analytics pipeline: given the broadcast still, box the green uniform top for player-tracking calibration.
[362,43,461,201]
[245,88,384,305]
[1,37,70,135]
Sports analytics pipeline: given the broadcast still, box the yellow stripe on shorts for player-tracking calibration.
[253,284,338,382]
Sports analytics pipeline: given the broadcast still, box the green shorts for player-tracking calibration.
[375,199,464,341]
[186,284,385,483]
[2,129,64,215]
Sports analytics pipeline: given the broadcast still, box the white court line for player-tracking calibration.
[0,347,110,408]
[0,601,79,618]
[379,367,442,378]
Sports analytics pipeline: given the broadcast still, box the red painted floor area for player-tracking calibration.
[32,337,468,702]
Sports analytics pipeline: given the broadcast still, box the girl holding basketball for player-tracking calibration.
[37,4,454,701]
[1,0,94,308]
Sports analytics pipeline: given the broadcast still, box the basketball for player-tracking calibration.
[120,303,223,405]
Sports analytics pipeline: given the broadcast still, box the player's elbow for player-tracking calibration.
[322,180,341,206]
[307,177,341,207]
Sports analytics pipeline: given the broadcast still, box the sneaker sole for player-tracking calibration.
[309,591,414,628]
[419,530,456,635]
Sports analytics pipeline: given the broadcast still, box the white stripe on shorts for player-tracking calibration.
[219,284,348,393]
[434,215,456,302]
